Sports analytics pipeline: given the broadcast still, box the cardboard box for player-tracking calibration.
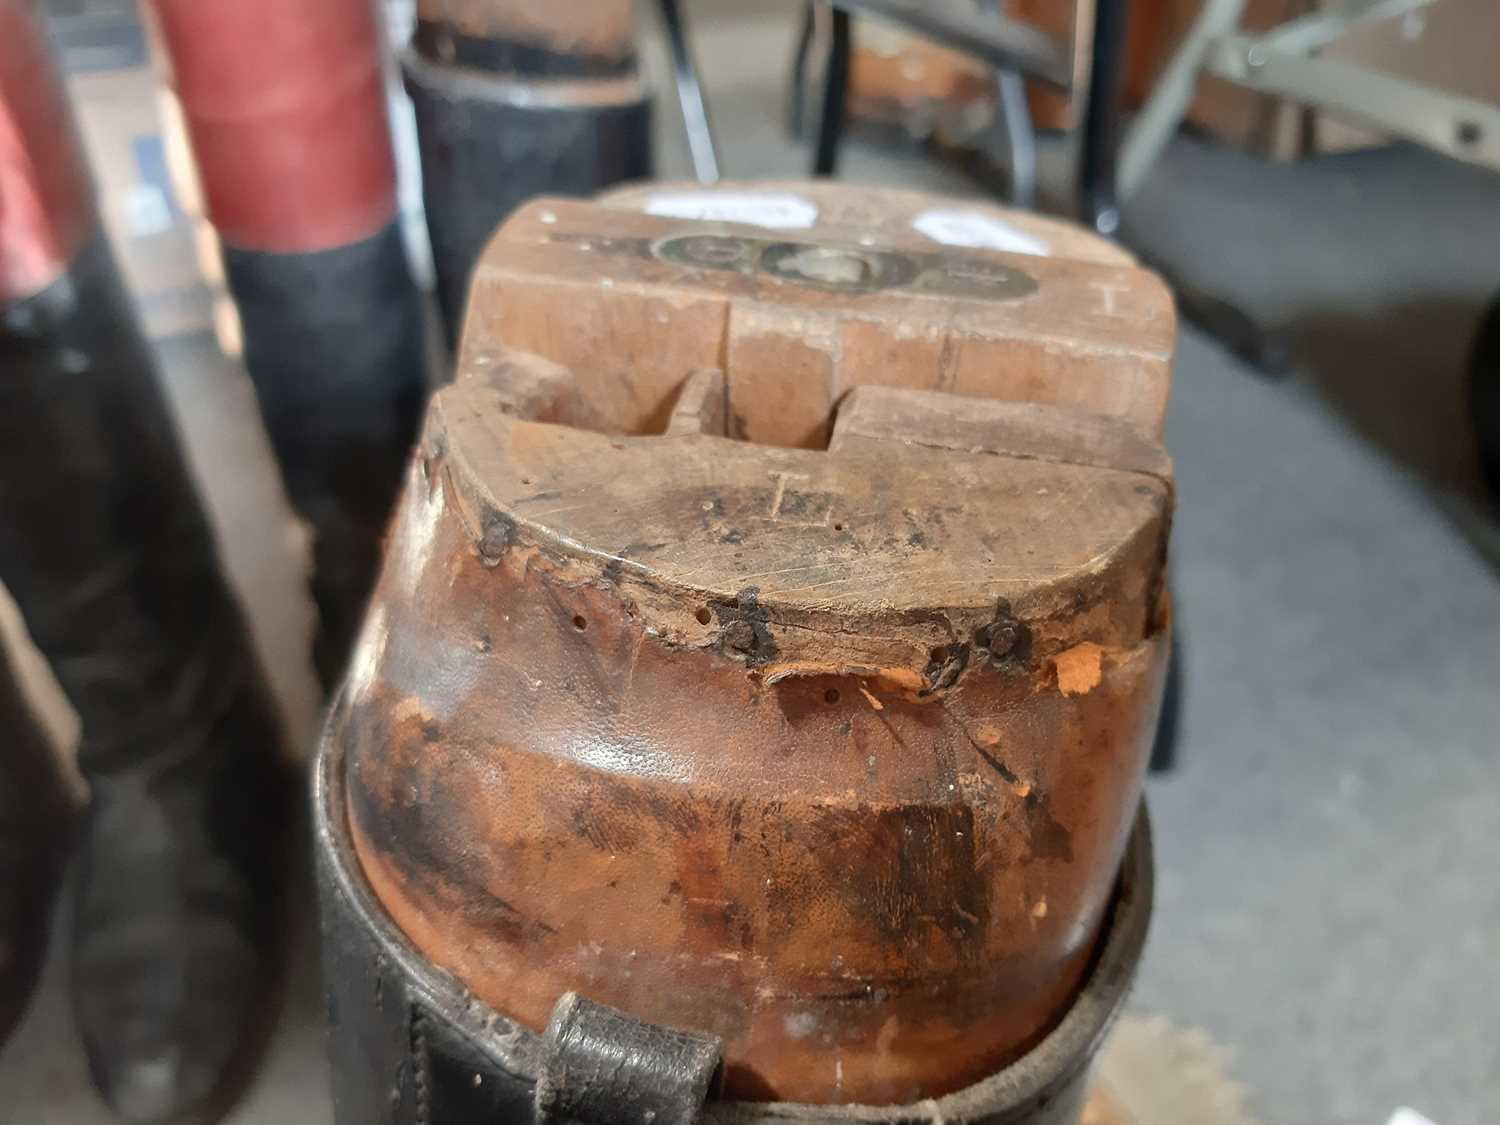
[67,64,215,340]
[52,1,215,340]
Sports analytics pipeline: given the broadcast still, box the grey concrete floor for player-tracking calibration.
[4,4,1500,1124]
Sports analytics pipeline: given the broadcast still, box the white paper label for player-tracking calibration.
[1386,1110,1438,1125]
[912,208,1050,257]
[644,192,819,230]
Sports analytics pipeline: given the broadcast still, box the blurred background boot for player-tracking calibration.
[1,8,292,1117]
[148,0,429,693]
[0,226,295,1125]
[402,0,654,345]
[0,643,75,1056]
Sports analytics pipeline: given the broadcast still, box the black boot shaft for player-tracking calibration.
[0,231,265,778]
[223,223,427,690]
[403,12,653,347]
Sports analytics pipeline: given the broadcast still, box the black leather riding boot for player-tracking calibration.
[147,0,429,695]
[0,231,293,1124]
[0,641,74,1054]
[222,227,426,693]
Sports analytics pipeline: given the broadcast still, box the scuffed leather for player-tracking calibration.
[535,993,723,1125]
[316,727,1151,1125]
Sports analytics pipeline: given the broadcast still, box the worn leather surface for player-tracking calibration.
[338,183,1171,1105]
[535,993,723,1125]
[0,231,291,1122]
[342,389,1167,1102]
[317,729,1150,1125]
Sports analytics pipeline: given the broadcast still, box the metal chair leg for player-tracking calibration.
[1118,0,1248,198]
[1080,0,1131,234]
[994,68,1037,209]
[813,4,851,176]
[788,1,817,138]
[659,0,721,184]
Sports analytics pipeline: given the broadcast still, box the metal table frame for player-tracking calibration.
[1121,0,1500,197]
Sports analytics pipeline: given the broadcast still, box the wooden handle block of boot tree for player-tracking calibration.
[339,183,1175,1106]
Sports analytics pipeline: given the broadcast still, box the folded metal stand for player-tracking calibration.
[1121,0,1500,198]
[1116,0,1500,374]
